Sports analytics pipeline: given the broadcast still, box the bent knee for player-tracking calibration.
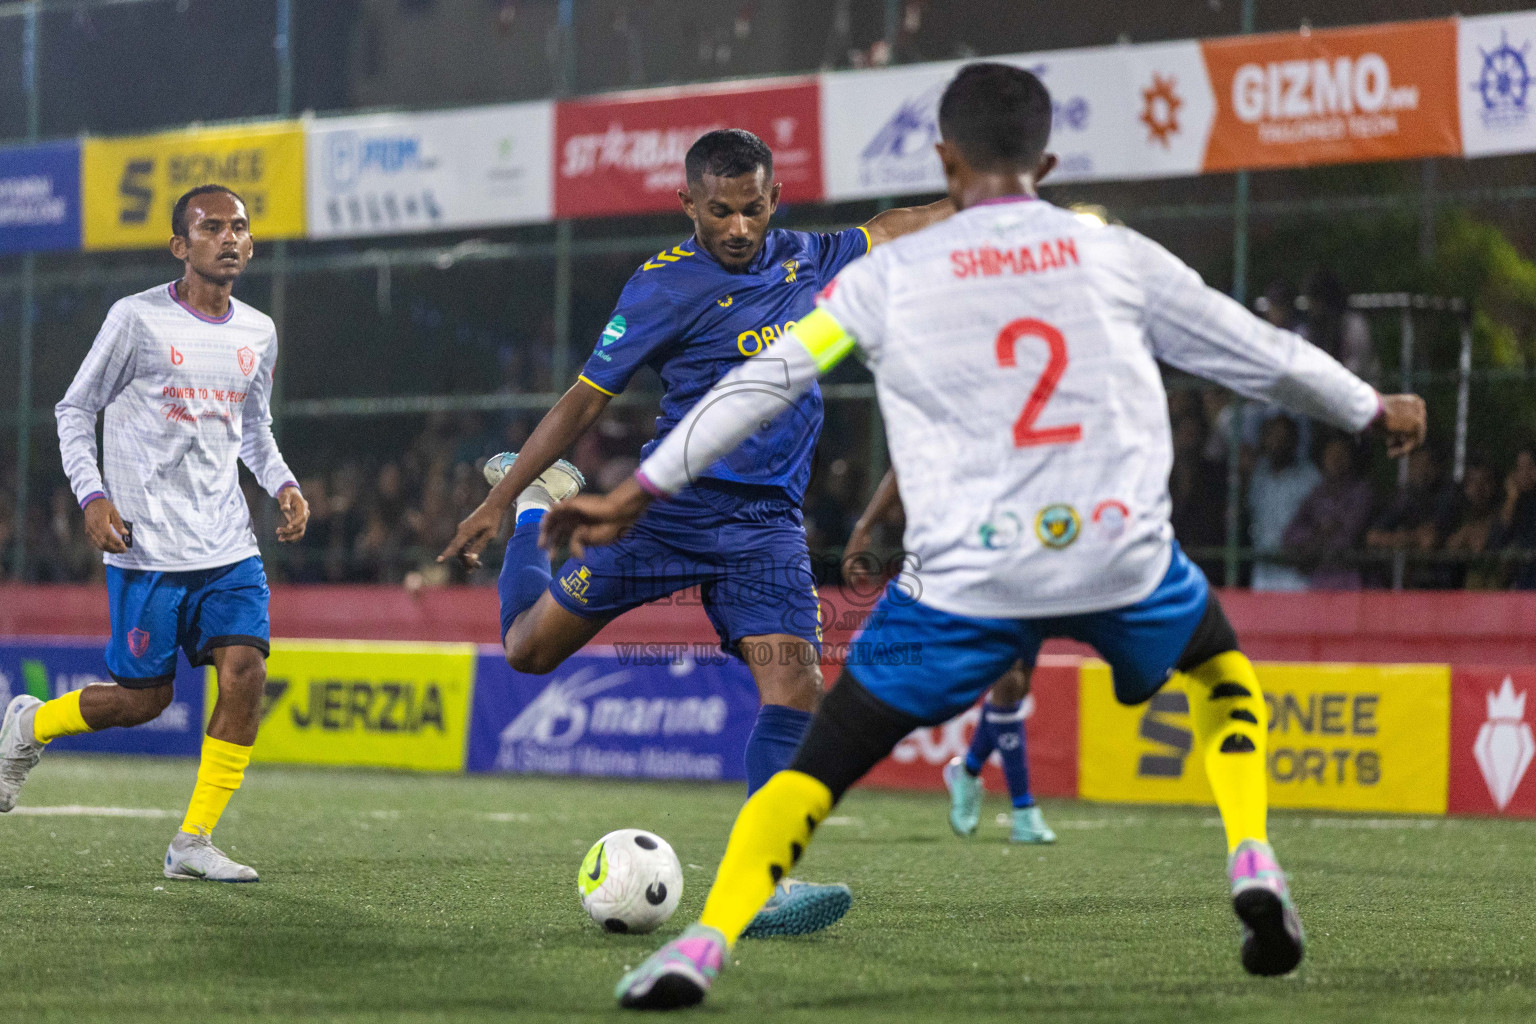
[122,684,174,725]
[506,640,563,676]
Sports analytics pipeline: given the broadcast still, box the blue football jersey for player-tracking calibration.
[578,227,870,503]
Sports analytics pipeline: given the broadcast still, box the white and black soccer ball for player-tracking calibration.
[577,828,683,934]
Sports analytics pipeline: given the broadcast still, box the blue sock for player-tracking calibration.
[744,704,813,796]
[984,701,1035,809]
[498,509,552,643]
[962,699,1006,776]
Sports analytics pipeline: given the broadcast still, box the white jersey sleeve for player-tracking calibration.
[56,299,141,508]
[1129,230,1380,432]
[239,339,298,497]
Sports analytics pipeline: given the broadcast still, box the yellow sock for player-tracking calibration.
[179,736,252,837]
[1185,651,1269,853]
[699,770,834,946]
[31,689,92,744]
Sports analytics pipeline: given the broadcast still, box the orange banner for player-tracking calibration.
[1201,19,1461,172]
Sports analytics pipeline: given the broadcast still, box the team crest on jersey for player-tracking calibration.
[1091,499,1130,540]
[781,259,799,283]
[977,512,1023,550]
[236,346,256,377]
[127,627,152,658]
[1034,504,1081,549]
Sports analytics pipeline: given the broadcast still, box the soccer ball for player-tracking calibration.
[577,828,683,934]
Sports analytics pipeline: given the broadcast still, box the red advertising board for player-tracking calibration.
[1448,667,1536,818]
[554,77,823,220]
[860,657,1079,798]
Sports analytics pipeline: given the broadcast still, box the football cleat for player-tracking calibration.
[740,879,852,939]
[1009,805,1056,844]
[1229,838,1305,976]
[0,695,46,813]
[483,451,586,505]
[164,831,260,883]
[943,756,982,836]
[616,923,725,1010]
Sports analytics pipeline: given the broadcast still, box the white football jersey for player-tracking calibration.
[56,282,297,572]
[815,198,1380,618]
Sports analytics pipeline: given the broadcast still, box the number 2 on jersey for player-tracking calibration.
[994,318,1082,448]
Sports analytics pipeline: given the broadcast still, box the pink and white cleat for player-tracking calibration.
[1228,838,1305,976]
[615,923,726,1010]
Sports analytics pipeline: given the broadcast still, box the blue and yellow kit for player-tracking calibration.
[554,226,871,654]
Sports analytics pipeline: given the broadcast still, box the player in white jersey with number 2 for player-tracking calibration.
[0,185,309,883]
[542,63,1427,1009]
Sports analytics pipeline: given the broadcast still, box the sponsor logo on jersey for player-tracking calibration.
[737,320,798,357]
[1474,676,1534,810]
[236,346,256,376]
[717,294,733,308]
[1472,30,1532,131]
[126,627,152,658]
[977,512,1023,550]
[1035,505,1080,549]
[1091,499,1130,540]
[170,345,184,365]
[593,315,627,363]
[561,565,593,604]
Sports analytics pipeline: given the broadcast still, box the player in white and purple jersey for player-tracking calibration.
[542,64,1427,1009]
[0,186,309,883]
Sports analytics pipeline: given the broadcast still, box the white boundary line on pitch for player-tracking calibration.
[9,805,176,818]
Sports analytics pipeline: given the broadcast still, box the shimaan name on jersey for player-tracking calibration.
[577,226,869,504]
[637,197,1379,618]
[55,282,297,571]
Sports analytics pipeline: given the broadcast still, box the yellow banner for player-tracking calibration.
[209,640,475,771]
[1078,661,1450,815]
[83,121,305,250]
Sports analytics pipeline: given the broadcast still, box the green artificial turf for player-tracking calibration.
[0,755,1531,1023]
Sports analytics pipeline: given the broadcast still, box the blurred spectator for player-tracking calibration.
[1247,415,1319,591]
[1444,459,1504,589]
[1365,447,1459,588]
[1303,269,1379,384]
[1168,409,1228,577]
[1493,447,1536,589]
[1282,436,1373,589]
[1255,278,1300,332]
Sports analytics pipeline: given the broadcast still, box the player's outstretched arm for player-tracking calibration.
[438,380,612,568]
[541,309,857,555]
[861,198,955,247]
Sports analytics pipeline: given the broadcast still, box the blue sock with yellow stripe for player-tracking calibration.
[499,509,552,643]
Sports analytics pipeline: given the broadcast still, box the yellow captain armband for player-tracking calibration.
[789,308,857,372]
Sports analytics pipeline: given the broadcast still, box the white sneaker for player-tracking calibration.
[164,831,260,883]
[484,452,586,513]
[0,695,46,813]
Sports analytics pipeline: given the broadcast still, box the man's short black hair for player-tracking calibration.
[172,184,246,237]
[938,62,1053,172]
[684,129,773,186]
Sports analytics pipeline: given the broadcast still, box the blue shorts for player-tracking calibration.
[848,543,1210,723]
[105,556,271,687]
[547,481,821,658]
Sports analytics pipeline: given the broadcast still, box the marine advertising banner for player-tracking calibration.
[0,141,82,255]
[305,102,554,239]
[467,647,761,782]
[1200,19,1462,172]
[0,638,203,757]
[1458,11,1536,159]
[1078,661,1451,815]
[555,77,822,219]
[1447,668,1536,818]
[82,121,305,250]
[234,640,475,771]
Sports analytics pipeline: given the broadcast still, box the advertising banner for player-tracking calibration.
[861,659,1078,796]
[82,121,305,251]
[555,77,822,219]
[235,640,475,771]
[467,647,760,782]
[0,638,203,757]
[1200,19,1461,173]
[1458,11,1536,158]
[1448,668,1536,818]
[306,102,553,239]
[0,141,82,256]
[1079,661,1450,814]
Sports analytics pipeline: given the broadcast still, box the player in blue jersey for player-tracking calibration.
[439,128,952,937]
